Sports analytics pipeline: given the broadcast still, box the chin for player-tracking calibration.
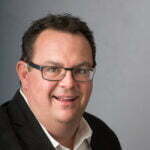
[55,109,83,124]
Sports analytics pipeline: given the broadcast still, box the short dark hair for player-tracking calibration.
[21,13,96,67]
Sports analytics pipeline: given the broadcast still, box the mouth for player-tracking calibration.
[52,95,79,102]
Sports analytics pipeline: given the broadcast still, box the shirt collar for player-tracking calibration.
[20,88,29,104]
[40,118,92,149]
[73,118,92,149]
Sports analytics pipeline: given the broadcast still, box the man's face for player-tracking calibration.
[21,29,94,124]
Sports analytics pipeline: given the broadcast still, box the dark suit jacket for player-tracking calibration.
[0,90,121,150]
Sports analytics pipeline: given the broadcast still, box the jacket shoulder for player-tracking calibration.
[84,112,122,150]
[0,100,12,128]
[0,101,22,150]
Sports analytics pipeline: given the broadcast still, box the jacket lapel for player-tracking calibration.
[7,90,55,150]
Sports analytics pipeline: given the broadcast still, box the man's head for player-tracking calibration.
[20,13,96,67]
[16,14,96,125]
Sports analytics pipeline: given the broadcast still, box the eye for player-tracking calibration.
[45,66,60,73]
[74,68,90,75]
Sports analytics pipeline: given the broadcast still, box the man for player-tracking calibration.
[0,14,121,150]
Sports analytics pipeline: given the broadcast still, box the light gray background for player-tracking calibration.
[1,0,150,149]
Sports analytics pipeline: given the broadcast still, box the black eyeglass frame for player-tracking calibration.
[27,61,96,82]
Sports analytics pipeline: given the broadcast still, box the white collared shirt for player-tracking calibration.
[20,89,92,150]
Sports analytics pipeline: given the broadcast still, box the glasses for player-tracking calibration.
[28,62,95,82]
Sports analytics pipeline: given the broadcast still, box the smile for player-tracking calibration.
[52,95,79,102]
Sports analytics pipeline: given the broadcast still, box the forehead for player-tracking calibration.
[32,29,93,66]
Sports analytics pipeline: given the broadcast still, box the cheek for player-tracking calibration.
[35,81,58,97]
[26,75,58,99]
[81,82,93,101]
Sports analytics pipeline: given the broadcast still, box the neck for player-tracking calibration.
[43,117,80,149]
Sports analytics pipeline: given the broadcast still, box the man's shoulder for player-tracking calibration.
[0,100,12,121]
[0,101,22,149]
[83,112,111,130]
[0,100,12,109]
[0,100,14,131]
[0,99,16,122]
[84,112,122,150]
[0,90,23,118]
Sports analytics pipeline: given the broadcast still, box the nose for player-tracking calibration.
[58,71,76,89]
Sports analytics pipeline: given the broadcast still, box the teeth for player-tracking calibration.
[53,96,59,99]
[53,96,77,101]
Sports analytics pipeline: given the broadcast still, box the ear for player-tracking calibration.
[16,61,29,88]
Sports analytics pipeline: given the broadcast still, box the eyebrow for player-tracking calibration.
[43,61,93,68]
